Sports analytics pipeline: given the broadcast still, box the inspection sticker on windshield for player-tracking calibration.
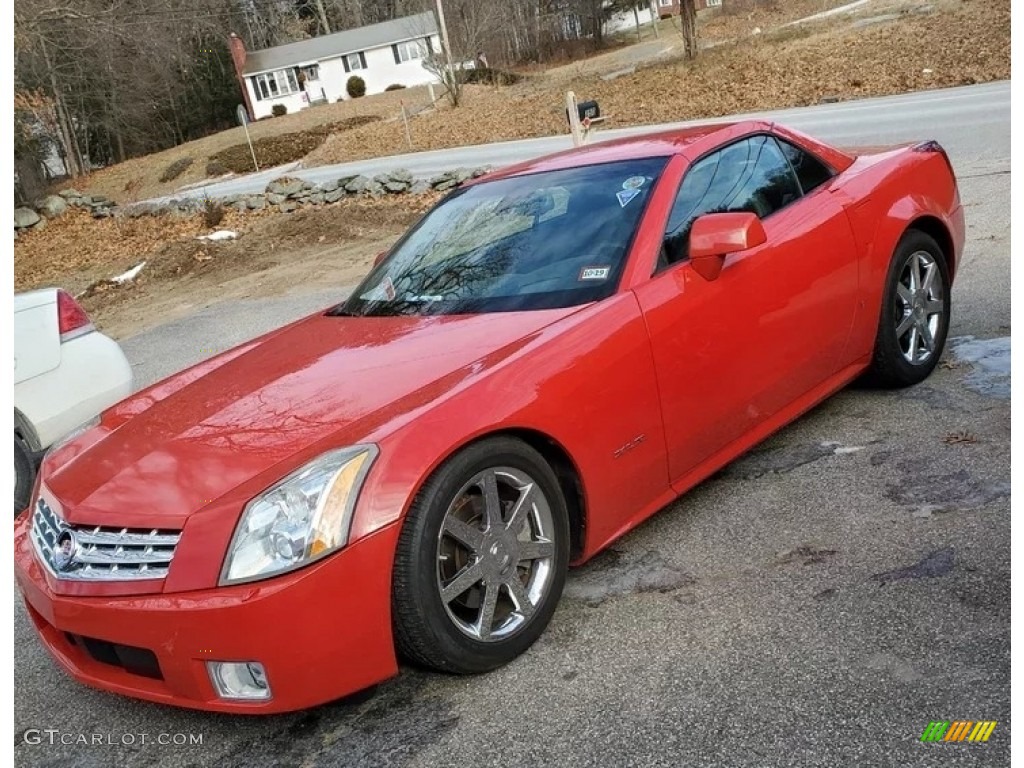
[622,176,646,190]
[616,188,641,207]
[382,275,396,300]
[579,266,611,281]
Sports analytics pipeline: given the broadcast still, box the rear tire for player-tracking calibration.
[392,436,570,674]
[15,438,34,517]
[864,230,951,387]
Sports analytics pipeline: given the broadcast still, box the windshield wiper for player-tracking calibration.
[325,306,361,317]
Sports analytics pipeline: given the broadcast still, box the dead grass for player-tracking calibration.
[66,2,866,203]
[208,115,382,172]
[306,0,1009,165]
[67,1,1005,207]
[697,0,865,40]
[76,197,437,337]
[14,195,439,299]
[23,2,1006,230]
[73,86,436,203]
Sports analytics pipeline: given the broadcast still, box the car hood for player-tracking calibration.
[42,308,578,527]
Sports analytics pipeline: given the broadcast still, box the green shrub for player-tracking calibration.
[385,83,406,91]
[346,75,366,98]
[271,103,288,117]
[159,157,193,183]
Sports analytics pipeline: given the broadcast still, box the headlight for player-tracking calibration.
[220,445,378,585]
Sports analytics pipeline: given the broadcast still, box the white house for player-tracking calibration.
[604,2,655,35]
[229,12,442,120]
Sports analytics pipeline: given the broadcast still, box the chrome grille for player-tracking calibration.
[31,497,181,581]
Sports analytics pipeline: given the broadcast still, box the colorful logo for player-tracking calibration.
[920,721,997,743]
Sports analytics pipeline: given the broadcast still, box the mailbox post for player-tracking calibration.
[565,91,606,147]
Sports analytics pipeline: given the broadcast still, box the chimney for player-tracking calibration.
[229,33,255,121]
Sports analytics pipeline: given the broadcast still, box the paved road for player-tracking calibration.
[14,88,1010,768]
[148,81,1010,205]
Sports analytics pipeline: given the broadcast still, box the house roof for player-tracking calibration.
[243,11,438,75]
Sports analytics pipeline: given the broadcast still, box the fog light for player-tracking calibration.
[207,661,271,701]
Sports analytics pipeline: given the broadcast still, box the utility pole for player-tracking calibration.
[434,0,454,72]
[433,0,459,104]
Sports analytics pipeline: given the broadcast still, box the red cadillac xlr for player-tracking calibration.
[15,121,964,713]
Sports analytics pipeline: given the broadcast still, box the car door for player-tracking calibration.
[632,134,860,486]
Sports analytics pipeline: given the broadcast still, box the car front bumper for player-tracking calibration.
[14,513,401,714]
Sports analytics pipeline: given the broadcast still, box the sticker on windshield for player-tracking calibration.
[579,266,611,281]
[616,188,641,207]
[382,275,397,301]
[622,176,646,190]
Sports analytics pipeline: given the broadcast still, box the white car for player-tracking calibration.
[13,289,133,513]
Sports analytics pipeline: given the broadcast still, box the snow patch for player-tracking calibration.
[950,336,1010,399]
[820,441,865,455]
[197,230,238,242]
[112,261,146,284]
[832,446,865,455]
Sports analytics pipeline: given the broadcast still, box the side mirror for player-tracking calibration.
[689,212,767,281]
[372,250,387,267]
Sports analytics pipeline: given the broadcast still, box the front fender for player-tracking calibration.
[348,293,671,560]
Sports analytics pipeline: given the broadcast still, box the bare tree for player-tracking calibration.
[14,0,693,185]
[672,0,699,59]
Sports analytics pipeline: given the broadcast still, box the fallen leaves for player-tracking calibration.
[943,430,979,445]
[58,1,1008,208]
[308,0,1009,166]
[69,87,435,203]
[208,116,382,173]
[14,194,437,318]
[13,208,211,294]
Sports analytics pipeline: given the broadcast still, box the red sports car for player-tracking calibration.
[15,120,963,713]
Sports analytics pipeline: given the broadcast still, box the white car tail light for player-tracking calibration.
[57,290,94,342]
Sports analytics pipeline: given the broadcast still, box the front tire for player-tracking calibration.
[15,438,34,516]
[392,436,570,674]
[864,230,951,387]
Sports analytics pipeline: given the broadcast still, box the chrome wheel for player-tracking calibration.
[894,249,945,365]
[436,467,556,642]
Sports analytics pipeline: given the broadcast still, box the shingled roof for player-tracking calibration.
[243,11,438,75]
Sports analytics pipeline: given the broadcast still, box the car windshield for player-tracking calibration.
[337,157,668,316]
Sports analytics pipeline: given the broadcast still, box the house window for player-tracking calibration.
[300,64,320,81]
[659,0,673,6]
[249,70,299,101]
[392,40,425,64]
[706,0,722,6]
[342,52,367,72]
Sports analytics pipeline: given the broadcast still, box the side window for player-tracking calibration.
[777,139,834,194]
[662,135,801,266]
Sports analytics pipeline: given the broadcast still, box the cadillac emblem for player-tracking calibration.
[53,528,78,571]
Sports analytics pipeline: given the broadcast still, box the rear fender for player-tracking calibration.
[842,188,961,360]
